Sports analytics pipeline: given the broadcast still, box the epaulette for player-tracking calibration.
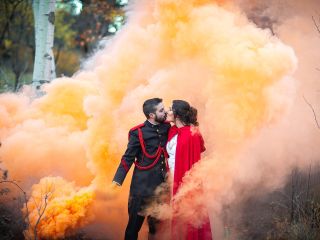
[130,123,145,132]
[128,123,145,140]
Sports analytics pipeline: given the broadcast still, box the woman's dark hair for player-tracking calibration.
[172,100,199,126]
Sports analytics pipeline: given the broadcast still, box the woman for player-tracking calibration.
[166,100,212,240]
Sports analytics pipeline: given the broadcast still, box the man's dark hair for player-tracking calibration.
[143,98,163,118]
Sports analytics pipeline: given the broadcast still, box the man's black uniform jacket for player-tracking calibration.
[113,120,171,197]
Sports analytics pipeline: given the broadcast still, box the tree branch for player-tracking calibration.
[312,15,320,34]
[0,180,30,229]
[33,191,51,240]
[303,95,320,129]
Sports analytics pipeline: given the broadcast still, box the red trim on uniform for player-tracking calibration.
[163,149,169,172]
[138,128,161,158]
[130,123,145,132]
[163,150,169,158]
[128,123,145,140]
[133,127,167,171]
[165,158,169,172]
[134,148,166,170]
[121,158,129,172]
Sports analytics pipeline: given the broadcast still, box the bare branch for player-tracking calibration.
[31,196,41,216]
[312,15,320,34]
[29,180,55,240]
[34,192,50,240]
[303,95,320,129]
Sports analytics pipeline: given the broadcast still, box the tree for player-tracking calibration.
[0,0,128,93]
[32,0,56,95]
[72,0,127,54]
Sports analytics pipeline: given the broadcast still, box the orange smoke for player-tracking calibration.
[0,0,304,238]
[23,177,94,239]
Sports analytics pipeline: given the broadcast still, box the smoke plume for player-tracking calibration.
[1,0,319,239]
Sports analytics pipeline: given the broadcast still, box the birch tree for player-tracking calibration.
[32,0,56,95]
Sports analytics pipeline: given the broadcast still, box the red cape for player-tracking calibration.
[168,125,212,240]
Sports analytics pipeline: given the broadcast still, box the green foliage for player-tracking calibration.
[54,8,79,77]
[0,0,34,92]
[55,9,77,49]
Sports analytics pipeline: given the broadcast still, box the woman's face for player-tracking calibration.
[166,107,175,122]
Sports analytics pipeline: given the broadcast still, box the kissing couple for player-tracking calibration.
[112,98,212,240]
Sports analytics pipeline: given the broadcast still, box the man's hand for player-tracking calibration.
[106,181,121,199]
[95,181,121,200]
[111,181,121,189]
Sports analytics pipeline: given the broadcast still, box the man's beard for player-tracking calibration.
[155,113,167,123]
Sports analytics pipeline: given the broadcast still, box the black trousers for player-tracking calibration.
[125,195,159,240]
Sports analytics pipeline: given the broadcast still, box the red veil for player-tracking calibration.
[168,125,212,240]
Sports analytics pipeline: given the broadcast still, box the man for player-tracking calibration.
[112,98,171,240]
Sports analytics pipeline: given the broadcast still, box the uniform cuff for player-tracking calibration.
[112,181,121,186]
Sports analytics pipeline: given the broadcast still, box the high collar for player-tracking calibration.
[145,120,160,128]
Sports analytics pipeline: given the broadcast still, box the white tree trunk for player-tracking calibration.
[32,0,56,96]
